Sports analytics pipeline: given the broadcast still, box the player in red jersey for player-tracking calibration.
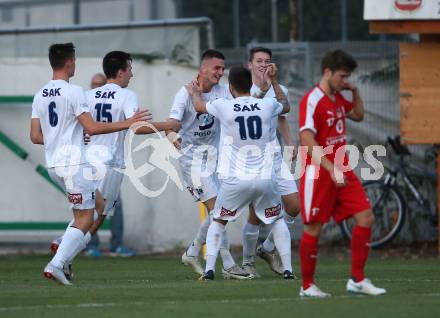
[298,50,386,297]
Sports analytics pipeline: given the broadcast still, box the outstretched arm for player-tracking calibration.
[135,119,181,135]
[78,110,152,136]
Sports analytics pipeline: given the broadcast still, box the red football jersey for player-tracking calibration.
[299,85,353,165]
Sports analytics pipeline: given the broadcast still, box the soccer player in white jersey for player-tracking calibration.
[85,51,181,248]
[242,47,300,279]
[167,50,247,279]
[30,43,150,285]
[50,51,179,277]
[185,65,291,280]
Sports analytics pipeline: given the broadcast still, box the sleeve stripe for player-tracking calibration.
[300,87,323,133]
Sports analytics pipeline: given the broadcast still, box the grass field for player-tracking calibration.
[0,255,439,318]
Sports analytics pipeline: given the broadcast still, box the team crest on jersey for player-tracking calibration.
[264,204,281,218]
[196,113,215,131]
[68,193,83,205]
[220,207,237,217]
[336,107,344,118]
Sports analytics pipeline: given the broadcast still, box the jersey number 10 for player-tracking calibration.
[234,116,262,140]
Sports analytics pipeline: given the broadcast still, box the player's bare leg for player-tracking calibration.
[347,209,386,295]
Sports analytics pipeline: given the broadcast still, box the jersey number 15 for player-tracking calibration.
[95,103,112,122]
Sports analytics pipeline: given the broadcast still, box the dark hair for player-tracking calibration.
[228,65,252,94]
[321,49,357,74]
[248,46,272,62]
[48,43,75,69]
[201,49,225,62]
[102,51,132,79]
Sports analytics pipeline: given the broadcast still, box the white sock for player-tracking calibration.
[263,214,295,252]
[271,219,292,272]
[205,221,225,273]
[187,215,212,257]
[242,223,260,265]
[66,231,91,264]
[284,213,295,239]
[219,231,235,270]
[262,232,275,253]
[50,226,84,268]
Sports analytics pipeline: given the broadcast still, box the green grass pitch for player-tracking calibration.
[0,255,439,318]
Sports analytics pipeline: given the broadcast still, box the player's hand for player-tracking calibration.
[342,81,357,92]
[330,168,347,187]
[266,63,279,84]
[167,131,182,150]
[184,82,201,96]
[129,109,153,125]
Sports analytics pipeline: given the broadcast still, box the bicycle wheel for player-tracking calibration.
[340,180,406,248]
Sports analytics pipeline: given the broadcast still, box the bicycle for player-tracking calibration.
[340,136,438,248]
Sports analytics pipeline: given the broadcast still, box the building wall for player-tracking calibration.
[0,0,176,28]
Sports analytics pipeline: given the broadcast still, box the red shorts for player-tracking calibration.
[299,165,371,224]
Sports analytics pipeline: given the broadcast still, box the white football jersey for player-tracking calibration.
[86,83,138,168]
[169,83,231,168]
[206,96,283,178]
[31,80,89,168]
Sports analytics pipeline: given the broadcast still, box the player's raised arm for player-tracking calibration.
[267,64,290,114]
[78,109,152,136]
[185,82,207,113]
[345,84,364,122]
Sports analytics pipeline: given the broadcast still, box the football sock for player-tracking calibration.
[271,219,292,272]
[262,214,295,253]
[262,232,275,253]
[219,231,235,270]
[187,215,212,257]
[66,231,91,264]
[242,223,260,265]
[300,232,319,289]
[205,221,225,273]
[50,226,84,269]
[351,225,371,282]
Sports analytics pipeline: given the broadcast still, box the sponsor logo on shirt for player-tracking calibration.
[220,207,237,217]
[264,204,281,218]
[68,193,83,205]
[394,0,422,11]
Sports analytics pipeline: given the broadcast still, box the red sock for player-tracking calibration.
[300,232,319,289]
[351,225,371,282]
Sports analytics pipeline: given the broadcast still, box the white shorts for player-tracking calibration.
[275,155,298,196]
[213,177,283,225]
[98,166,124,216]
[180,164,219,203]
[48,164,97,210]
